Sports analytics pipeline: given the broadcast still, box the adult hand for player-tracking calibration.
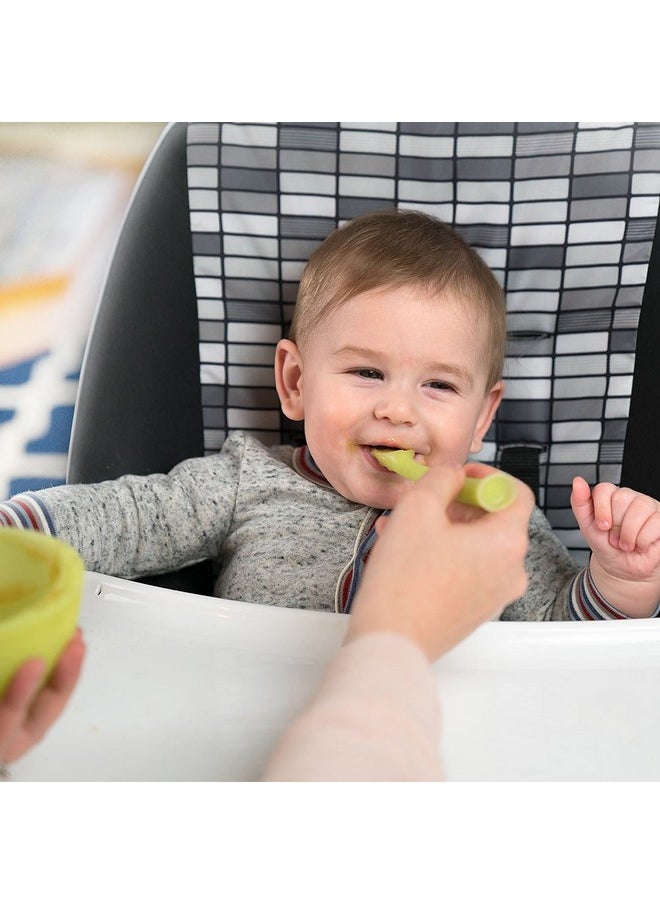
[346,462,535,660]
[0,629,85,771]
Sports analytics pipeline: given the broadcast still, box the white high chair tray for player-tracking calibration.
[10,571,660,781]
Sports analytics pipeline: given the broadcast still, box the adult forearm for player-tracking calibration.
[263,633,443,781]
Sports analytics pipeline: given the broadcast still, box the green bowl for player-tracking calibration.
[0,528,83,696]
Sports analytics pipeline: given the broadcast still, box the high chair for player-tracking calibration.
[67,121,660,595]
[15,122,657,781]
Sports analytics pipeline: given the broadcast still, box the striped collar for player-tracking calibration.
[291,444,334,489]
[290,443,386,614]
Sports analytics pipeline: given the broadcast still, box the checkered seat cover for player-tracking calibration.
[67,121,660,592]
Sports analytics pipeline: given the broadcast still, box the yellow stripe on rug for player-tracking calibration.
[0,273,71,309]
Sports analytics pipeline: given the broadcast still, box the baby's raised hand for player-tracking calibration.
[571,477,660,616]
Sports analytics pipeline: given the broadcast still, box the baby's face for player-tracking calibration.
[282,285,503,510]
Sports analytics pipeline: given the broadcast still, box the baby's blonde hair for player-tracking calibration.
[290,209,506,389]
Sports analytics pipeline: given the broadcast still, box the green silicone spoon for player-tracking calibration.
[371,448,516,512]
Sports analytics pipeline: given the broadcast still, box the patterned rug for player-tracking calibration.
[0,123,164,499]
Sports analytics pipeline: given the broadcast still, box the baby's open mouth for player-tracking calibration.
[370,447,429,479]
[369,444,424,460]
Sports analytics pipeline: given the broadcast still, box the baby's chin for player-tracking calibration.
[339,484,406,511]
[321,463,408,510]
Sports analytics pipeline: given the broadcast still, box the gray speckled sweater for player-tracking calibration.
[2,431,580,619]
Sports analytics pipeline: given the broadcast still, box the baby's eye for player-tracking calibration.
[425,380,455,392]
[350,368,383,380]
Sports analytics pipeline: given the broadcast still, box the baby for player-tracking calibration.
[2,209,660,620]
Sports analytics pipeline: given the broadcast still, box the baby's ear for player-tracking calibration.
[470,381,504,454]
[274,339,305,421]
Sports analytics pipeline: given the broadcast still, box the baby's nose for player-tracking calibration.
[374,391,418,425]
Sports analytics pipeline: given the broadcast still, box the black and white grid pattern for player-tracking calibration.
[186,122,660,562]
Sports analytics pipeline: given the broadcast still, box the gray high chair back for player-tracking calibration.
[67,122,660,597]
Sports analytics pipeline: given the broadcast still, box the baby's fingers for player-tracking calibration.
[601,487,660,551]
[589,482,618,530]
[570,476,596,532]
[621,506,660,553]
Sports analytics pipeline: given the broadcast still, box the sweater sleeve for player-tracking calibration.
[568,565,660,620]
[500,506,580,622]
[0,432,247,579]
[262,633,443,782]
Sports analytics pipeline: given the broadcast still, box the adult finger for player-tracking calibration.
[19,632,85,747]
[0,660,46,762]
[4,630,85,763]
